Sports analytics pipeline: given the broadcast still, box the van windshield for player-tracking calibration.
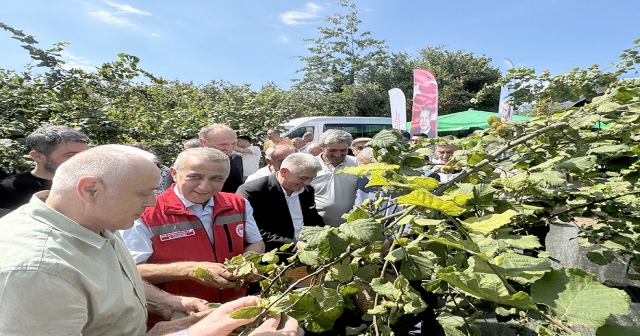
[285,126,314,139]
[324,124,392,138]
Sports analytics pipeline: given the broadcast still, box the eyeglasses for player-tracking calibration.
[354,146,364,151]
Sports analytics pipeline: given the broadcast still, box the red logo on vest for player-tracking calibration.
[236,224,244,237]
[159,229,196,241]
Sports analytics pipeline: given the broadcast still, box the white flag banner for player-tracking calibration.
[499,59,515,121]
[388,88,407,130]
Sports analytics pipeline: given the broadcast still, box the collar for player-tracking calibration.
[26,191,108,249]
[320,154,348,168]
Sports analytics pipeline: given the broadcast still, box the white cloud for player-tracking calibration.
[89,9,133,27]
[279,3,322,25]
[60,51,95,72]
[279,35,289,43]
[89,2,151,28]
[106,1,150,16]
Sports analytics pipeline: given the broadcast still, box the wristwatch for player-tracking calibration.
[174,329,189,336]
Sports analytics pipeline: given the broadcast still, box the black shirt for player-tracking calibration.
[0,171,52,210]
[222,154,244,193]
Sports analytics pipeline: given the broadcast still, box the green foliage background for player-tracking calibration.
[0,0,501,177]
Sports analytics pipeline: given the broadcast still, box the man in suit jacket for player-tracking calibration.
[237,153,324,252]
[199,124,244,192]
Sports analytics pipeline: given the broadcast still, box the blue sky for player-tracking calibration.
[1,0,638,89]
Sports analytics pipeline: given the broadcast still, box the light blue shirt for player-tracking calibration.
[121,186,262,264]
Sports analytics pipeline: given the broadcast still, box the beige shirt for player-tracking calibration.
[0,192,147,336]
[310,155,359,227]
[263,138,295,152]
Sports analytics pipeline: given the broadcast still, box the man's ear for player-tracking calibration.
[76,176,102,203]
[169,167,178,180]
[29,150,44,162]
[198,138,206,147]
[279,167,290,175]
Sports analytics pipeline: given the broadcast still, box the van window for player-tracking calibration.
[286,126,314,139]
[324,124,392,138]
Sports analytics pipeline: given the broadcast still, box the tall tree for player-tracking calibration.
[294,0,388,93]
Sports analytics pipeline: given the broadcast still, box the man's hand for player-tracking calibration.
[188,262,238,288]
[151,295,210,320]
[249,314,304,336]
[187,296,260,335]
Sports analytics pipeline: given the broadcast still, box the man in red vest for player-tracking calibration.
[122,147,265,325]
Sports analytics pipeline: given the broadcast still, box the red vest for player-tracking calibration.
[140,186,247,303]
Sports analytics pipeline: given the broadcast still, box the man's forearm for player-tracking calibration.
[243,240,265,255]
[234,146,253,154]
[138,262,194,284]
[143,281,174,304]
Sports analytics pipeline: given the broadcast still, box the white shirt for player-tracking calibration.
[121,186,263,264]
[279,183,305,240]
[245,166,273,182]
[310,155,359,227]
[239,145,261,176]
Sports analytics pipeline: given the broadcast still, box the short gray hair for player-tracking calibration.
[265,144,295,160]
[199,124,234,139]
[281,153,322,174]
[173,147,229,171]
[26,125,90,155]
[356,147,374,164]
[319,129,352,147]
[51,145,156,197]
[184,139,202,148]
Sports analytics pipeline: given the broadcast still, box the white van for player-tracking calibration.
[281,116,393,143]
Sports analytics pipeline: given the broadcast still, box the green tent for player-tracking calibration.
[406,109,532,136]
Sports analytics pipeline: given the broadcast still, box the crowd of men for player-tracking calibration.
[0,124,459,335]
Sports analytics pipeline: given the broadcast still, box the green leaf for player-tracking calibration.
[424,234,485,258]
[497,232,543,250]
[329,258,353,283]
[462,210,518,235]
[529,171,567,187]
[557,155,598,173]
[384,248,405,262]
[370,129,400,147]
[229,306,263,319]
[397,189,465,216]
[193,268,214,281]
[298,250,321,266]
[347,207,369,222]
[436,267,536,310]
[319,231,347,259]
[405,176,439,190]
[588,144,631,155]
[339,218,384,243]
[596,319,640,336]
[467,152,485,165]
[366,170,392,187]
[340,281,360,296]
[340,163,399,176]
[531,268,630,327]
[262,250,279,263]
[400,251,434,280]
[494,252,552,283]
[370,277,398,299]
[586,249,615,265]
[300,226,330,246]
